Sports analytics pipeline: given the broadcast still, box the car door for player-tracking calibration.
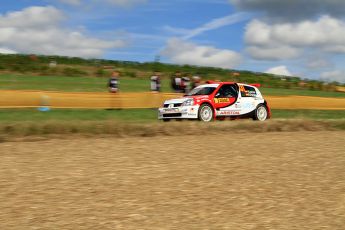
[237,84,258,115]
[213,84,240,116]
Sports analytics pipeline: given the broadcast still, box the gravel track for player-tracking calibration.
[1,131,345,229]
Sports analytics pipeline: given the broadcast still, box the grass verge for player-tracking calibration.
[0,119,344,143]
[0,109,344,122]
[0,108,157,122]
[0,109,344,142]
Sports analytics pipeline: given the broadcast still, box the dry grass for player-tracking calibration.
[1,89,345,109]
[0,119,344,143]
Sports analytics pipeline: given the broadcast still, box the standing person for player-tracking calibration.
[150,71,161,92]
[181,75,191,94]
[108,71,120,93]
[191,75,201,89]
[171,71,182,92]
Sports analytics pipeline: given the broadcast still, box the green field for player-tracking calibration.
[0,74,172,92]
[1,74,344,97]
[0,109,344,123]
[0,109,157,122]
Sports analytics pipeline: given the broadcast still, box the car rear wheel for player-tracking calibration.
[198,104,214,122]
[254,105,268,121]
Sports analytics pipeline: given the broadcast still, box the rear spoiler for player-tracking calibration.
[250,83,261,88]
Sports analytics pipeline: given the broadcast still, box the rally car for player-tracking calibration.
[158,82,271,122]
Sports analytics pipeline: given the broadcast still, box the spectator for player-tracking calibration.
[191,75,201,89]
[108,71,120,93]
[181,75,191,94]
[171,71,182,93]
[150,71,161,92]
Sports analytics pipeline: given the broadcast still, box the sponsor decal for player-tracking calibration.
[219,110,240,115]
[214,98,230,103]
[188,108,197,116]
[239,85,246,92]
[239,85,256,97]
[246,91,257,97]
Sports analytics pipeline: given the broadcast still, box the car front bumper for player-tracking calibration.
[158,105,199,119]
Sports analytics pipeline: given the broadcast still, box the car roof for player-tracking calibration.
[205,82,260,88]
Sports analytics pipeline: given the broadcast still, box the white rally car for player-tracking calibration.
[158,82,271,122]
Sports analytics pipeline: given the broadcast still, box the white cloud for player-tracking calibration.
[245,16,345,60]
[163,13,250,40]
[246,45,300,60]
[0,6,126,58]
[183,13,250,39]
[320,70,345,83]
[161,38,241,69]
[265,66,292,76]
[0,47,17,54]
[0,6,64,29]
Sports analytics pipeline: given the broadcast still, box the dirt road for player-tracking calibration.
[1,132,345,229]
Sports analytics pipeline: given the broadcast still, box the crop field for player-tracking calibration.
[1,131,345,229]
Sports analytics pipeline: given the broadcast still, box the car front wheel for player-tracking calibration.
[254,105,268,121]
[198,104,214,122]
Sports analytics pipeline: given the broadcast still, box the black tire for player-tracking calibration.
[163,119,171,122]
[198,104,214,122]
[253,104,268,121]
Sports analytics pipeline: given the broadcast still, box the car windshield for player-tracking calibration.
[187,86,217,96]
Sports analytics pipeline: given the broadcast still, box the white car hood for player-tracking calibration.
[164,97,190,104]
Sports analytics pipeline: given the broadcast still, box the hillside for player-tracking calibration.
[0,54,343,93]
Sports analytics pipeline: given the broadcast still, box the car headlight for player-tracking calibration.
[182,98,194,106]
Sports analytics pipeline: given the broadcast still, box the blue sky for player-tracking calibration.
[1,0,345,83]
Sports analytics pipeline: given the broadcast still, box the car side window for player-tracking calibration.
[216,84,238,98]
[240,85,257,97]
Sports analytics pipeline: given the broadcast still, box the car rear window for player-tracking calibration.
[240,85,257,97]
